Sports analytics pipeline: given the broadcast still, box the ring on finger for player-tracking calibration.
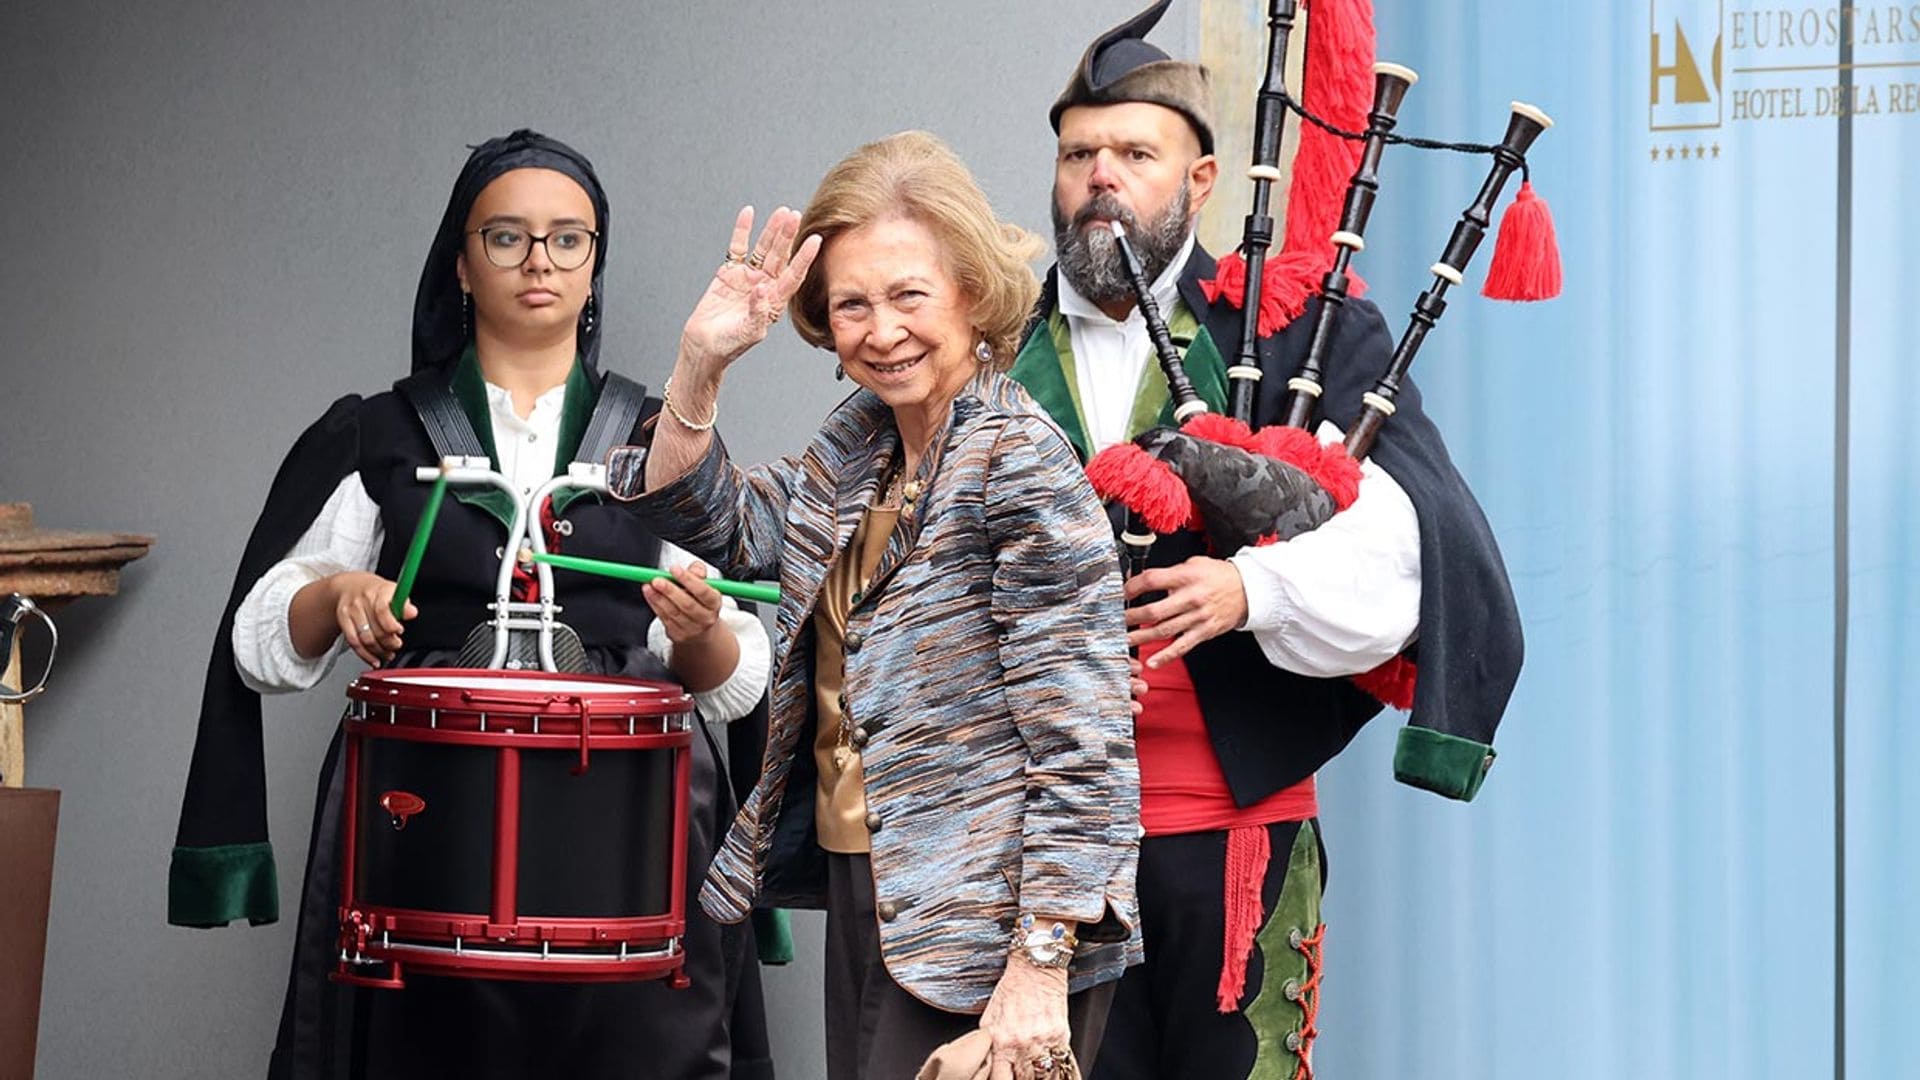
[357,622,374,636]
[725,249,746,264]
[746,250,767,270]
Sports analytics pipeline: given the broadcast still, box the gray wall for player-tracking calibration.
[0,2,1181,1076]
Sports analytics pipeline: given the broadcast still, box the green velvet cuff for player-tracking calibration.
[168,842,280,928]
[1393,727,1497,802]
[753,907,795,966]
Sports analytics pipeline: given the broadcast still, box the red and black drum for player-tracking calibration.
[332,669,693,989]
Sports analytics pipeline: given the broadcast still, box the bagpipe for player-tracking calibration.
[1087,0,1559,708]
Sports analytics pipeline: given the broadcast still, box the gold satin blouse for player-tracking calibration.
[810,502,899,854]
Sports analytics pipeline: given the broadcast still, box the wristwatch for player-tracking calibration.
[1010,914,1079,970]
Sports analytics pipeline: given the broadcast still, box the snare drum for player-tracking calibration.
[332,668,694,989]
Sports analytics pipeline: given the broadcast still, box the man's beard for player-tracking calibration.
[1052,181,1192,309]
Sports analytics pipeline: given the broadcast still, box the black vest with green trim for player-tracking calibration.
[1012,245,1522,807]
[364,351,665,657]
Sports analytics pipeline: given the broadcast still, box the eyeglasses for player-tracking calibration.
[469,225,599,271]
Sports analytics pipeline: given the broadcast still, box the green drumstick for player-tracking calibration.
[389,474,449,618]
[534,551,782,605]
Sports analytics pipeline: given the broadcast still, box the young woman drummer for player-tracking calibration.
[169,129,774,1079]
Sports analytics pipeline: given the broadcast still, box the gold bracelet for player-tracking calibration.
[1010,915,1078,969]
[661,377,718,432]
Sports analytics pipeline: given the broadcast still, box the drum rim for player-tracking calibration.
[349,666,695,713]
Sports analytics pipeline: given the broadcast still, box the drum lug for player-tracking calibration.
[332,910,407,989]
[331,958,406,991]
[343,909,372,953]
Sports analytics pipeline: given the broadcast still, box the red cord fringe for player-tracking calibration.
[1178,411,1259,451]
[1350,654,1417,710]
[1217,824,1273,1012]
[1198,0,1377,337]
[1085,442,1195,534]
[1250,426,1363,511]
[1285,0,1375,259]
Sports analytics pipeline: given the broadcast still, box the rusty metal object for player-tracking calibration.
[0,503,153,787]
[0,503,154,603]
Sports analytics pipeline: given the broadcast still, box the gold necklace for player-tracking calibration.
[869,457,924,512]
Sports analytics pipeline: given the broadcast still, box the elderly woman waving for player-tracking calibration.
[622,131,1140,1080]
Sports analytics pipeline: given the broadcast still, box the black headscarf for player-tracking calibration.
[411,128,612,375]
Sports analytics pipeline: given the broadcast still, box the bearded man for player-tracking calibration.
[1006,4,1524,1077]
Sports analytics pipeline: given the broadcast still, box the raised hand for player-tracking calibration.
[679,206,822,375]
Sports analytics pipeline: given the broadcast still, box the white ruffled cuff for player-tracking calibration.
[232,560,346,694]
[645,605,770,723]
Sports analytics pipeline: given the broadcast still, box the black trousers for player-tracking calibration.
[1090,820,1325,1080]
[823,852,1116,1080]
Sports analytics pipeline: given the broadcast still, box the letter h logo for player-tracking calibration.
[1650,1,1722,130]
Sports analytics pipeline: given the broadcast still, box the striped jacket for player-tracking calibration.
[629,368,1141,1011]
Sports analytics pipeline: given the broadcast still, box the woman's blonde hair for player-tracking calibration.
[789,131,1044,369]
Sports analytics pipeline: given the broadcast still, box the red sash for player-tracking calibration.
[1136,641,1318,835]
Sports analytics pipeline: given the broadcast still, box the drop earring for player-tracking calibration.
[461,291,472,336]
[834,362,846,381]
[582,294,597,334]
[974,339,993,364]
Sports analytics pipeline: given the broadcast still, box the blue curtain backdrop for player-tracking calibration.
[1294,2,1913,1076]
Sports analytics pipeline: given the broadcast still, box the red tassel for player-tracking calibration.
[1217,824,1272,1013]
[1482,181,1562,301]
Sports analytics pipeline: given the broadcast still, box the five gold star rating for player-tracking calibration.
[1650,142,1721,162]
